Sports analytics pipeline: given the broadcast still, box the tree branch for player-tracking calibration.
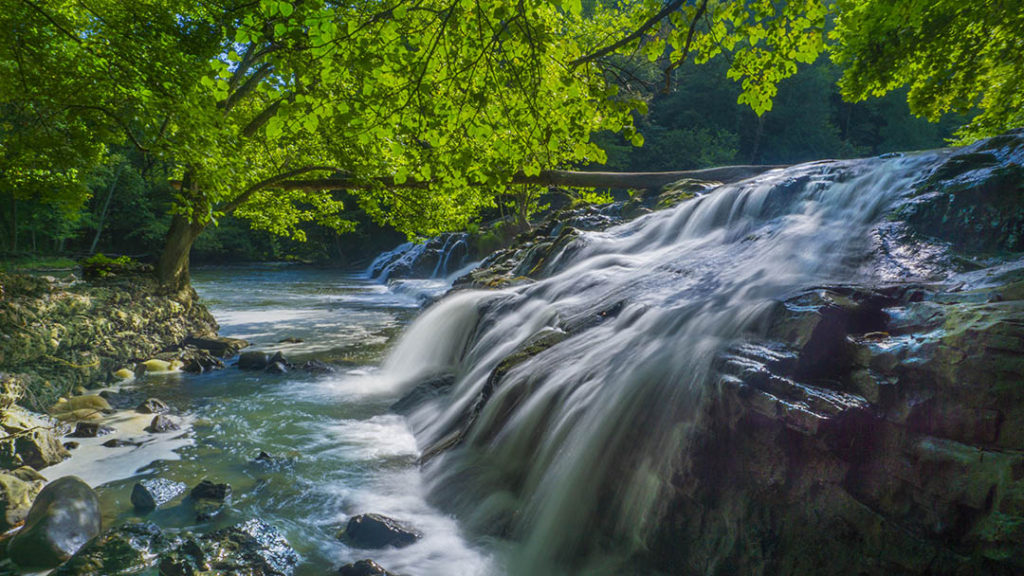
[569,0,685,68]
[234,165,786,192]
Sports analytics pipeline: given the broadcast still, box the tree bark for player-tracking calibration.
[157,170,207,290]
[156,213,205,291]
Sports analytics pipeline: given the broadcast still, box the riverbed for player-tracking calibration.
[46,265,497,575]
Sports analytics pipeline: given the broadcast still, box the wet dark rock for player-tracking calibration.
[190,479,231,501]
[190,479,230,521]
[278,337,304,344]
[183,335,249,358]
[131,478,187,511]
[336,559,398,576]
[192,500,223,522]
[69,421,115,438]
[7,476,101,569]
[181,348,225,373]
[237,351,270,370]
[301,360,336,374]
[55,519,296,576]
[137,397,170,414]
[389,373,456,415]
[197,519,298,576]
[339,513,422,549]
[265,361,288,374]
[63,441,79,450]
[147,415,179,433]
[101,438,140,448]
[52,521,175,576]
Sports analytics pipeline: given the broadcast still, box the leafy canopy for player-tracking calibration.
[831,0,1024,142]
[3,0,645,242]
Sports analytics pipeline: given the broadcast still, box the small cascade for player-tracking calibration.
[379,150,961,574]
[366,233,471,282]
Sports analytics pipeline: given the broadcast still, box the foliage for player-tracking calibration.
[832,0,1024,142]
[81,253,151,280]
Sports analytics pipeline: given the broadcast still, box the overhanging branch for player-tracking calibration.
[218,165,785,192]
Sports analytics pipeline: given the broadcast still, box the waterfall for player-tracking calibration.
[381,153,949,574]
[366,233,470,282]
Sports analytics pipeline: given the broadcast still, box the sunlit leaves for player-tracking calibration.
[831,0,1024,142]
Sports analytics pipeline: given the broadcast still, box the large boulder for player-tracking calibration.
[339,514,421,549]
[7,476,102,569]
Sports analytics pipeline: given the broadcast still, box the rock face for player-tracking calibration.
[7,476,102,569]
[340,514,422,549]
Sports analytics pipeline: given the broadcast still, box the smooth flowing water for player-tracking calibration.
[383,153,950,575]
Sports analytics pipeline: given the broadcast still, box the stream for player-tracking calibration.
[46,265,496,575]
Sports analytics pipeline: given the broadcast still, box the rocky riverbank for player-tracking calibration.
[0,269,248,571]
[0,272,221,412]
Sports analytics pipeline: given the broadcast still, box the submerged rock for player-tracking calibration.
[301,360,335,374]
[190,479,230,501]
[339,514,422,549]
[101,438,140,448]
[190,479,231,522]
[7,476,101,569]
[131,478,187,512]
[336,559,398,576]
[237,351,270,370]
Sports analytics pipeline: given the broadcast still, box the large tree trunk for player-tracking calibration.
[157,170,207,290]
[156,213,205,291]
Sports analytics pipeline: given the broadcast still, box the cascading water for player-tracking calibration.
[366,233,471,282]
[380,153,951,574]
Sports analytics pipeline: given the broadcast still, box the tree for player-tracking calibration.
[3,0,644,288]
[832,0,1024,142]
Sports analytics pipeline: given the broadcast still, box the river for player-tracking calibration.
[46,265,496,575]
